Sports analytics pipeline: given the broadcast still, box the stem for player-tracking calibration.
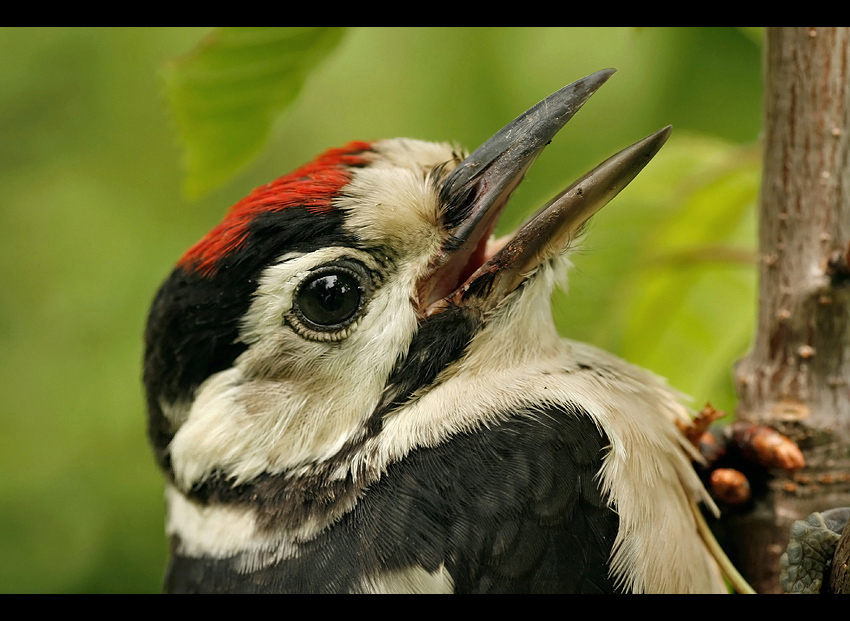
[731,27,850,594]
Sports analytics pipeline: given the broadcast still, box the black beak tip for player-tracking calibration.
[582,67,617,89]
[440,69,621,234]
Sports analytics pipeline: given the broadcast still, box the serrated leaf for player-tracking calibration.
[163,27,347,198]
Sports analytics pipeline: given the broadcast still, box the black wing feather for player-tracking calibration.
[165,404,621,593]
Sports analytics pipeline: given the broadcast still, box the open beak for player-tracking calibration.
[420,69,671,317]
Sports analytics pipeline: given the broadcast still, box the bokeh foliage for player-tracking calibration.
[164,27,347,198]
[0,27,763,592]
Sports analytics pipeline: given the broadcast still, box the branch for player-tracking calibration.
[730,27,850,594]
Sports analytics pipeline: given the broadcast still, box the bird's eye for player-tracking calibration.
[298,272,360,326]
[290,262,370,340]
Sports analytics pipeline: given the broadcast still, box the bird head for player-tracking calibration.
[144,69,670,499]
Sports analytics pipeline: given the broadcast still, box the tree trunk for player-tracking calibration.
[730,27,850,594]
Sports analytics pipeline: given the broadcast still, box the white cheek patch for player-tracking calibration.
[169,246,425,489]
[168,367,254,489]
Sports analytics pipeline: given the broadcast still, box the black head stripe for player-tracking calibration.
[144,206,353,470]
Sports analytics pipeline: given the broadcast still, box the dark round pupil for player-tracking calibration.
[297,272,361,327]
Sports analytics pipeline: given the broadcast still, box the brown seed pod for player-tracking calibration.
[710,468,752,505]
[730,423,805,472]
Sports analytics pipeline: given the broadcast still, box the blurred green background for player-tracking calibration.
[0,27,763,592]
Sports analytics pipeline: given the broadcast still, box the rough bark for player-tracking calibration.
[730,27,850,594]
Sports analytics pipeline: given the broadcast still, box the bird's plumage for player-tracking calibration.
[164,403,618,594]
[145,72,726,593]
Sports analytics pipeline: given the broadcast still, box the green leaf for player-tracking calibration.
[163,27,347,198]
[552,134,760,415]
[619,136,760,413]
[737,27,764,46]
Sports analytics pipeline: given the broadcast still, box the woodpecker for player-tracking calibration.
[145,69,727,593]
